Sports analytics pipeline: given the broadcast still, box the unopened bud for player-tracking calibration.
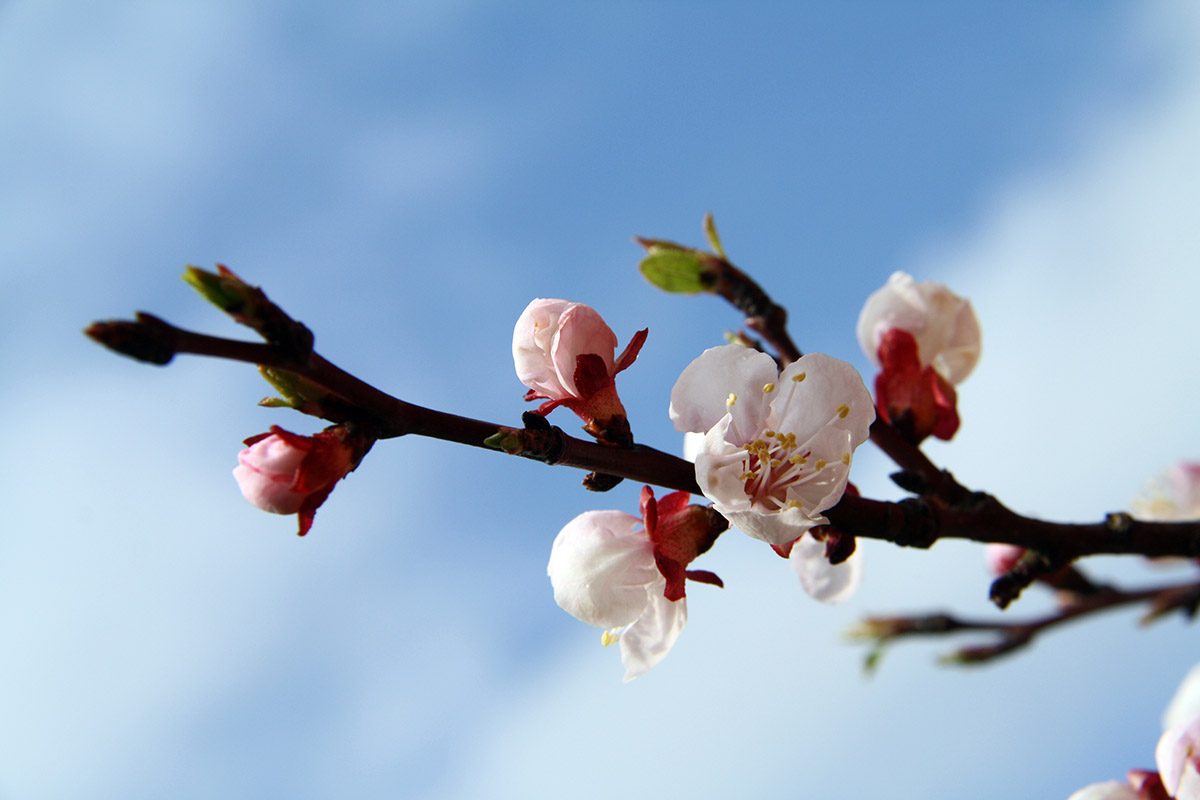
[84,312,177,365]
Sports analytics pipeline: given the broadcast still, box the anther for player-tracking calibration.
[792,372,807,382]
[762,383,776,394]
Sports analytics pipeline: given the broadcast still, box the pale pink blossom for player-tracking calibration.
[669,345,874,550]
[856,271,981,384]
[233,426,359,536]
[546,487,723,681]
[985,543,1025,576]
[788,533,862,603]
[1158,717,1200,799]
[512,298,645,444]
[1132,462,1200,522]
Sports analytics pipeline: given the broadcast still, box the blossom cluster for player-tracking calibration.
[511,273,981,679]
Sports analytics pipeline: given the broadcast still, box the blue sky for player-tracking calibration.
[2,3,1199,798]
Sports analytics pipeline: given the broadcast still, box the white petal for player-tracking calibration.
[681,431,705,462]
[670,344,777,439]
[619,588,687,682]
[1164,664,1200,731]
[1157,717,1200,796]
[547,510,656,629]
[549,302,617,397]
[772,354,874,449]
[513,298,572,398]
[1178,761,1200,800]
[694,417,755,515]
[790,534,862,603]
[1065,781,1139,800]
[725,507,819,546]
[855,271,981,384]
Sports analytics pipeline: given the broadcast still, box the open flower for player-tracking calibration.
[513,298,646,446]
[233,425,365,536]
[856,272,980,443]
[1132,462,1200,522]
[547,486,725,681]
[670,345,874,547]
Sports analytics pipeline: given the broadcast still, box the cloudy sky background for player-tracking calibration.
[2,2,1199,798]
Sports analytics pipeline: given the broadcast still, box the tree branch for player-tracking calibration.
[87,313,1200,561]
[849,575,1200,666]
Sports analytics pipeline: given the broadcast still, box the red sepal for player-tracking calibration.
[685,569,724,588]
[1127,769,1170,800]
[875,329,960,443]
[771,539,797,559]
[613,328,648,374]
[573,353,612,399]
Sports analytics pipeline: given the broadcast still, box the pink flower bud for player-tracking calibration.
[233,425,360,536]
[857,271,981,385]
[985,543,1026,576]
[512,298,646,445]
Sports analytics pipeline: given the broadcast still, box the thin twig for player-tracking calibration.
[850,577,1200,665]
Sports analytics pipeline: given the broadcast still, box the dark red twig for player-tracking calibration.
[850,576,1200,665]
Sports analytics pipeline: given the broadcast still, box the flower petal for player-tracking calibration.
[547,510,656,629]
[551,303,617,397]
[724,507,819,546]
[670,345,777,439]
[772,353,874,449]
[513,298,573,399]
[790,534,862,603]
[619,588,687,682]
[856,271,980,384]
[1157,716,1200,796]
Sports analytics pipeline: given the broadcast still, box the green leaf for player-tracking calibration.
[258,366,329,407]
[638,249,715,294]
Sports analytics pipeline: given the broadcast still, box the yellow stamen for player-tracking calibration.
[792,372,807,382]
[786,499,804,509]
[841,453,851,466]
[789,453,807,465]
[836,404,850,419]
[762,382,776,394]
[815,459,827,471]
[601,630,620,647]
[726,393,738,407]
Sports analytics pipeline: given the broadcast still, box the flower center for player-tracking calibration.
[738,429,819,511]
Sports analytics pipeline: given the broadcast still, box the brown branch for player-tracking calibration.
[849,576,1200,666]
[87,313,1200,561]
